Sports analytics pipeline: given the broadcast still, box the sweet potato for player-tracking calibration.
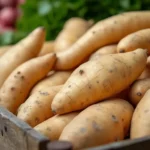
[38,41,55,56]
[117,29,150,53]
[138,66,150,79]
[131,89,150,139]
[0,45,12,57]
[52,49,147,114]
[55,11,150,70]
[34,112,78,140]
[111,87,130,100]
[0,27,46,88]
[30,71,72,94]
[59,99,134,149]
[54,18,93,52]
[129,78,150,106]
[89,44,117,60]
[147,56,150,68]
[0,53,56,114]
[17,85,62,127]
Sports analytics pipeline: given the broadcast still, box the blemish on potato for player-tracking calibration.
[81,101,85,106]
[122,118,124,122]
[46,127,51,131]
[79,69,84,75]
[92,120,101,131]
[52,109,56,114]
[92,31,96,34]
[35,117,40,123]
[35,100,40,105]
[144,109,149,113]
[137,92,142,96]
[111,115,118,123]
[68,85,71,88]
[17,71,21,74]
[10,87,15,91]
[21,76,25,80]
[114,20,117,24]
[109,69,113,73]
[96,80,99,84]
[80,127,87,133]
[39,91,49,96]
[119,49,125,53]
[88,84,92,89]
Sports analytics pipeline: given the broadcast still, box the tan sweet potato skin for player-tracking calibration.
[131,89,150,139]
[59,99,134,150]
[117,28,150,53]
[138,66,150,79]
[38,41,55,56]
[17,85,62,127]
[0,53,56,114]
[54,17,93,52]
[0,27,46,88]
[89,44,117,60]
[129,78,150,106]
[55,11,150,70]
[52,49,147,114]
[0,45,12,57]
[30,71,72,94]
[34,112,78,140]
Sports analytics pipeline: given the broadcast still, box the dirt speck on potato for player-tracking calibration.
[68,85,72,88]
[10,87,15,91]
[119,49,125,53]
[111,115,118,123]
[80,127,87,133]
[21,76,25,80]
[144,109,149,113]
[17,71,21,74]
[35,117,40,124]
[79,69,84,75]
[92,31,96,34]
[92,120,101,131]
[137,92,142,96]
[46,127,51,131]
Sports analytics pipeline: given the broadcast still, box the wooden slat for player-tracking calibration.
[47,141,73,150]
[86,136,150,150]
[0,106,49,150]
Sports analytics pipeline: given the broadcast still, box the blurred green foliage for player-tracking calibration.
[0,0,150,45]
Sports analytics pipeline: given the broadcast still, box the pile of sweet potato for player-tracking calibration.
[1,11,150,150]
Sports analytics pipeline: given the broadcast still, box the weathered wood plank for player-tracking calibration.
[47,141,73,150]
[0,106,49,150]
[86,136,150,150]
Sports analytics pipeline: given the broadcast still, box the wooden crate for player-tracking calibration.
[0,106,150,150]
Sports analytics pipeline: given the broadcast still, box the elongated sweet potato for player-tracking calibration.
[55,11,150,70]
[30,71,72,94]
[52,49,147,114]
[117,29,150,53]
[131,89,150,139]
[34,112,78,140]
[89,44,117,60]
[54,17,93,52]
[38,41,55,56]
[129,78,150,106]
[59,99,134,149]
[138,66,150,79]
[0,53,56,114]
[0,45,12,57]
[0,27,46,88]
[17,85,62,127]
